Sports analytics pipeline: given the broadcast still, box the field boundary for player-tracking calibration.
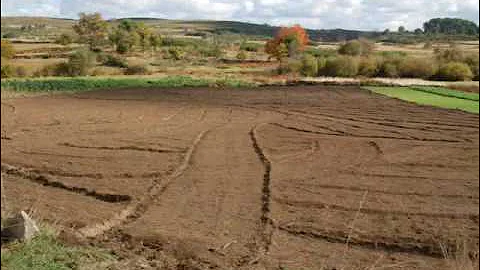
[1,163,131,203]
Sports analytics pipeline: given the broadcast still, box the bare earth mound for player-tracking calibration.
[1,86,478,269]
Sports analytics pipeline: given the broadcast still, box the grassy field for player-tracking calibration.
[1,229,114,270]
[0,75,255,93]
[365,86,480,114]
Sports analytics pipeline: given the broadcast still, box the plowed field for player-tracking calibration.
[1,86,478,269]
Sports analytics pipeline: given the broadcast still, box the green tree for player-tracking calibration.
[73,13,108,51]
[423,18,479,36]
[109,20,141,54]
[398,26,406,33]
[137,23,153,53]
[149,34,162,51]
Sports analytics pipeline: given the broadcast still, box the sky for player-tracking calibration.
[1,0,479,31]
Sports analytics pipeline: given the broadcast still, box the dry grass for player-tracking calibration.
[442,241,479,270]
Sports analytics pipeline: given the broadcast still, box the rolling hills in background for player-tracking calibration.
[0,16,380,42]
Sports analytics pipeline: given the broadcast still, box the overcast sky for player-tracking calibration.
[1,0,479,31]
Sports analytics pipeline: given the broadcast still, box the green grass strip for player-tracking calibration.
[1,76,255,93]
[409,86,479,101]
[1,229,114,270]
[364,86,479,114]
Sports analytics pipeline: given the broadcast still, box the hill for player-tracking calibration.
[1,16,381,42]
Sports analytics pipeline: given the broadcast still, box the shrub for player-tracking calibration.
[435,62,474,81]
[338,39,374,56]
[101,54,128,68]
[1,40,15,59]
[379,62,399,78]
[1,65,15,78]
[34,63,60,77]
[199,45,223,58]
[322,56,359,77]
[0,65,29,78]
[317,57,328,74]
[51,62,73,76]
[34,50,95,77]
[300,54,318,77]
[15,66,27,77]
[277,59,302,75]
[125,64,151,75]
[435,47,464,62]
[358,57,379,77]
[236,51,247,61]
[464,54,479,81]
[55,34,73,45]
[305,48,337,58]
[240,42,262,52]
[168,47,185,60]
[338,40,362,56]
[398,57,436,79]
[116,42,129,54]
[65,50,95,76]
[2,32,17,39]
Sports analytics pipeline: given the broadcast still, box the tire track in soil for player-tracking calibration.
[162,106,186,121]
[291,184,479,199]
[273,197,479,220]
[77,129,210,238]
[298,107,479,129]
[0,163,131,203]
[276,108,475,143]
[18,150,112,161]
[278,225,448,258]
[249,124,273,254]
[343,171,478,183]
[59,142,183,154]
[271,122,462,143]
[275,141,319,163]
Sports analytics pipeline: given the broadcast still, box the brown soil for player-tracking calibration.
[1,86,478,269]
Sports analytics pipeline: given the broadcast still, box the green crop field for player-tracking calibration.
[0,75,255,93]
[410,86,480,101]
[365,86,480,114]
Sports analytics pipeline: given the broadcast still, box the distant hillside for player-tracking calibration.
[1,16,381,42]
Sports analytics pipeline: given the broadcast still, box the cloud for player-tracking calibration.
[1,0,60,17]
[1,0,479,30]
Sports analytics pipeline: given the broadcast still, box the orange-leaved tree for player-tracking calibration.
[265,24,309,61]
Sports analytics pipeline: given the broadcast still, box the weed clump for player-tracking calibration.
[124,64,151,75]
[435,62,474,81]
